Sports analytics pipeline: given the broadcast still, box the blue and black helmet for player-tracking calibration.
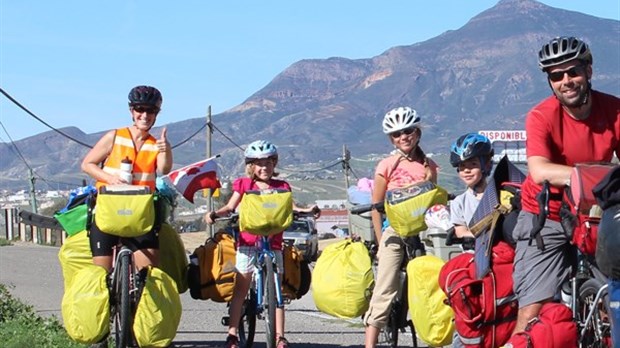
[128,85,163,108]
[450,133,494,171]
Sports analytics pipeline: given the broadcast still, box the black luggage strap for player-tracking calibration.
[529,181,550,251]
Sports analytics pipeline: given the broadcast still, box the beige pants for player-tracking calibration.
[363,227,405,328]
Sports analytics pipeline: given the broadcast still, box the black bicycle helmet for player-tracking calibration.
[538,36,592,71]
[128,85,163,108]
[450,133,494,168]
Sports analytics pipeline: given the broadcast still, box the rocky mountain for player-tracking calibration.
[1,0,619,191]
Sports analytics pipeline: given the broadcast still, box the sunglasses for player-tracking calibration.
[390,127,416,138]
[547,65,585,82]
[133,105,159,114]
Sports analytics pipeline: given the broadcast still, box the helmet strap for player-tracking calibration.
[396,147,417,162]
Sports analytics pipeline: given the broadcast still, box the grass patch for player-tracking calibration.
[0,238,12,246]
[0,283,86,348]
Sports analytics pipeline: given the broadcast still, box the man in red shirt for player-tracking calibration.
[511,36,620,334]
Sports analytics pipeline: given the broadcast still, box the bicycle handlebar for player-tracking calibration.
[293,206,321,219]
[211,212,239,223]
[445,226,475,250]
[349,202,385,215]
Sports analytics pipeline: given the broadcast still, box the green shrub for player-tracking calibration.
[0,284,86,348]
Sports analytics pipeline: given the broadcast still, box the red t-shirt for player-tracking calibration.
[233,177,291,250]
[521,91,620,220]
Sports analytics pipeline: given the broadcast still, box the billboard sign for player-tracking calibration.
[478,130,527,164]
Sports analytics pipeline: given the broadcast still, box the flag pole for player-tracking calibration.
[206,105,215,238]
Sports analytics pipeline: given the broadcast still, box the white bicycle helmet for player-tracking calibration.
[382,106,421,134]
[538,36,592,71]
[244,140,278,163]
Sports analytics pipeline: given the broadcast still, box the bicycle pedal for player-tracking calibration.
[221,316,230,326]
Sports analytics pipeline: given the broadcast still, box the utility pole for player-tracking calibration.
[28,168,41,244]
[342,144,351,189]
[28,168,38,214]
[206,105,215,238]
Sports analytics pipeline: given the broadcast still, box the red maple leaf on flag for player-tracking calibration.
[165,156,221,203]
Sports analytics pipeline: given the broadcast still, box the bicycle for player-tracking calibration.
[93,184,165,348]
[445,204,612,347]
[536,181,612,347]
[350,202,421,348]
[217,213,257,348]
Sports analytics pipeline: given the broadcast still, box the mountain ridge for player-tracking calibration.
[1,0,619,191]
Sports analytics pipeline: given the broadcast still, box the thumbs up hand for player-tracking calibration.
[156,127,170,153]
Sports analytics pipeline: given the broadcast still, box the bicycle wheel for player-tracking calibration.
[264,254,277,348]
[384,299,400,347]
[579,278,612,348]
[114,251,132,348]
[239,290,257,348]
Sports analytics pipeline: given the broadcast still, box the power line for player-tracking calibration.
[0,87,94,148]
[210,122,245,151]
[0,128,83,190]
[0,87,212,151]
[0,121,35,173]
[170,120,207,149]
[280,159,344,173]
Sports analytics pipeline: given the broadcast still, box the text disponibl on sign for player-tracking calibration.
[478,130,526,142]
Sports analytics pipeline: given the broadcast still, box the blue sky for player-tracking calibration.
[1,1,619,142]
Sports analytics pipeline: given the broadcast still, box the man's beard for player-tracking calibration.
[555,84,589,108]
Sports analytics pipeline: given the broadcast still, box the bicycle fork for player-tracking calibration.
[254,255,284,318]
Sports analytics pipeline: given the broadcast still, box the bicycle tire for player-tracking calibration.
[264,254,277,348]
[579,278,612,348]
[386,303,400,348]
[239,290,257,348]
[114,251,132,348]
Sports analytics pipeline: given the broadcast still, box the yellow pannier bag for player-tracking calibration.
[158,223,189,294]
[239,189,293,236]
[312,239,374,319]
[58,230,92,290]
[133,266,182,348]
[61,264,110,344]
[384,181,449,237]
[407,255,454,347]
[95,191,155,237]
[58,224,188,293]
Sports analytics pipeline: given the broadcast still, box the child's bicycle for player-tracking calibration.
[218,207,319,348]
[217,213,257,348]
[350,202,421,348]
[93,184,165,348]
[218,212,283,348]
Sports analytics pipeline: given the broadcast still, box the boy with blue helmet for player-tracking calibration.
[449,133,494,239]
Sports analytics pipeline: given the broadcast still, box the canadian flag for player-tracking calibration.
[165,156,221,203]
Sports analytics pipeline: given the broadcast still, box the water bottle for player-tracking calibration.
[120,157,133,184]
[560,280,572,307]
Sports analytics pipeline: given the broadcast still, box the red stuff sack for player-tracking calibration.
[439,241,518,347]
[502,302,577,348]
[561,163,615,255]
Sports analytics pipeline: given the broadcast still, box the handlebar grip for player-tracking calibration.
[350,203,373,215]
[445,227,461,246]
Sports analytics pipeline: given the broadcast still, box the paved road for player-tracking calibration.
[0,243,429,347]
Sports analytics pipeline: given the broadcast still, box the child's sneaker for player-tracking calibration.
[224,334,239,348]
[276,336,290,348]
